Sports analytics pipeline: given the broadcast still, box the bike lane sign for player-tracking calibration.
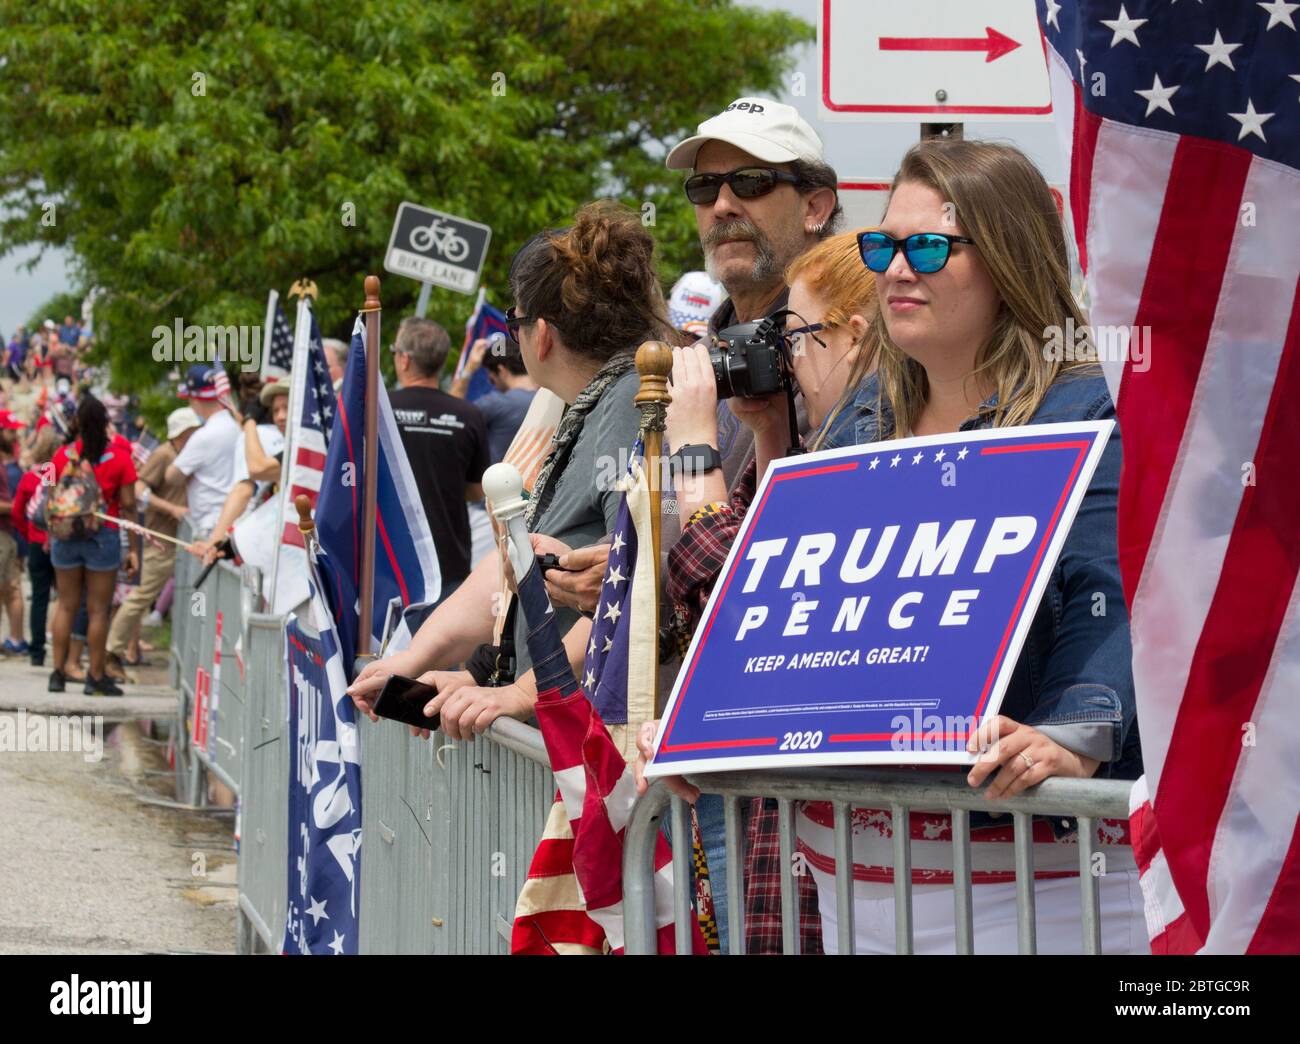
[384,201,492,295]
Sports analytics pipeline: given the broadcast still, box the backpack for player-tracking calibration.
[35,445,105,541]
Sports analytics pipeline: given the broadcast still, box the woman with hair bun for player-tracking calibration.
[348,201,672,739]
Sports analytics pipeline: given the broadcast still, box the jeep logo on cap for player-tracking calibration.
[724,101,765,115]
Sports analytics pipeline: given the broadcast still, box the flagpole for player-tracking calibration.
[268,287,313,612]
[260,289,278,383]
[634,340,673,717]
[355,275,382,675]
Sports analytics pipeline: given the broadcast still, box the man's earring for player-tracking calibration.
[808,222,825,235]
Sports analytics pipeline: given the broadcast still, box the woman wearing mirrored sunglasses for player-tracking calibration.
[808,139,1143,953]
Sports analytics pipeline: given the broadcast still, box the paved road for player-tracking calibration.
[0,658,236,954]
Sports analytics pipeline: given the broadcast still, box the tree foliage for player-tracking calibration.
[0,0,812,390]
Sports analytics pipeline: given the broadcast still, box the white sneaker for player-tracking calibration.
[144,611,163,628]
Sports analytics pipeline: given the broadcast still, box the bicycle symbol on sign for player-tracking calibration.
[409,217,470,262]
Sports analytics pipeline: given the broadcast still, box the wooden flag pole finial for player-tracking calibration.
[295,494,315,540]
[635,340,673,718]
[362,274,381,313]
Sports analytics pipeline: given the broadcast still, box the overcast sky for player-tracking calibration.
[1,0,1062,341]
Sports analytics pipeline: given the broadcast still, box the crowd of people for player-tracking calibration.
[2,93,1146,955]
[343,97,1145,956]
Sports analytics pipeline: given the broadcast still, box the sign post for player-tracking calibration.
[383,202,492,310]
[647,421,1114,776]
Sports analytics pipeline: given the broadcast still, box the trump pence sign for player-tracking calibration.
[647,421,1113,775]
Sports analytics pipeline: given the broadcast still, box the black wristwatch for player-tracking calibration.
[670,443,722,479]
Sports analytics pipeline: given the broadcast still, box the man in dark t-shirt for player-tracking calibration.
[387,317,490,586]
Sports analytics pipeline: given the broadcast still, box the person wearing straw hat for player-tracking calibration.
[104,406,199,680]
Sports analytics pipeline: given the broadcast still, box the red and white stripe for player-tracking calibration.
[1048,45,1300,953]
[281,426,327,549]
[511,689,698,955]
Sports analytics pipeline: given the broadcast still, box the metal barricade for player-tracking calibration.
[235,612,288,953]
[357,715,553,954]
[623,768,1132,955]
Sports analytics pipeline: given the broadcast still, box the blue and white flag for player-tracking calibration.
[283,580,363,955]
[453,288,509,402]
[315,316,441,675]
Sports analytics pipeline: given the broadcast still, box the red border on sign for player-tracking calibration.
[821,0,1054,116]
[659,438,1092,755]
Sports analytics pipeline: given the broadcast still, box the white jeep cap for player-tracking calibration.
[666,97,826,171]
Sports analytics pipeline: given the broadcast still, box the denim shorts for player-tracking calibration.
[50,525,122,572]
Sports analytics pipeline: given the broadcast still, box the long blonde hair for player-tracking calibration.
[784,230,880,451]
[870,140,1092,437]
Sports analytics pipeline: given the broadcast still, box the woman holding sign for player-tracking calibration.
[640,139,1145,954]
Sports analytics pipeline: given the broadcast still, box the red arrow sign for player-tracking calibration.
[879,27,1021,63]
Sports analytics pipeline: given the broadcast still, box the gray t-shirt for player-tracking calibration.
[514,368,642,674]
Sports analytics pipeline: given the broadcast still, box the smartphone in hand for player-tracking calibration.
[373,674,440,731]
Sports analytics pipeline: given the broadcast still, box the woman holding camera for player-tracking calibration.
[639,139,1145,954]
[347,201,671,736]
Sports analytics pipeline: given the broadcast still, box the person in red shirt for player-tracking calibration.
[13,427,62,667]
[47,396,138,695]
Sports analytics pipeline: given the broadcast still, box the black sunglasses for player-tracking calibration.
[858,231,976,274]
[505,306,538,345]
[684,166,801,206]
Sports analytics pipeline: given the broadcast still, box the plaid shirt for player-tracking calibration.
[666,459,823,954]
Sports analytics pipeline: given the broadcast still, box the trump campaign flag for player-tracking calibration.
[506,445,707,955]
[1040,0,1300,952]
[282,562,363,955]
[314,316,440,675]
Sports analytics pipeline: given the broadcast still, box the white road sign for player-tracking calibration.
[820,0,1052,121]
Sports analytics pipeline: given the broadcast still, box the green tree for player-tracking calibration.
[0,0,811,391]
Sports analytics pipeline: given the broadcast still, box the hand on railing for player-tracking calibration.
[633,720,699,804]
[966,715,1101,800]
[347,651,419,721]
[427,677,533,741]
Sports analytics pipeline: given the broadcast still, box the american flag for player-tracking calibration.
[453,288,509,401]
[510,443,707,955]
[280,313,338,548]
[131,430,159,469]
[1041,0,1300,953]
[264,301,295,380]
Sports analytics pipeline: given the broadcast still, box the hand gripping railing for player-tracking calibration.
[623,767,1132,955]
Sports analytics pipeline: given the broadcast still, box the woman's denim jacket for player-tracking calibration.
[820,369,1143,810]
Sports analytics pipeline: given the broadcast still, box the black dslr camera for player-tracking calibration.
[708,316,790,400]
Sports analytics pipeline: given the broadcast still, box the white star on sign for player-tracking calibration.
[911,451,923,465]
[868,457,880,470]
[890,454,901,467]
[1196,30,1242,72]
[1101,4,1147,47]
[1045,0,1062,30]
[957,447,969,461]
[1258,1,1299,31]
[328,930,346,955]
[1229,100,1274,142]
[605,565,625,587]
[1136,74,1180,116]
[934,449,946,462]
[306,896,329,925]
[610,533,625,554]
[603,600,622,624]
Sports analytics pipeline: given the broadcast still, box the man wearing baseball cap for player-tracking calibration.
[105,407,200,678]
[666,96,841,331]
[165,365,241,535]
